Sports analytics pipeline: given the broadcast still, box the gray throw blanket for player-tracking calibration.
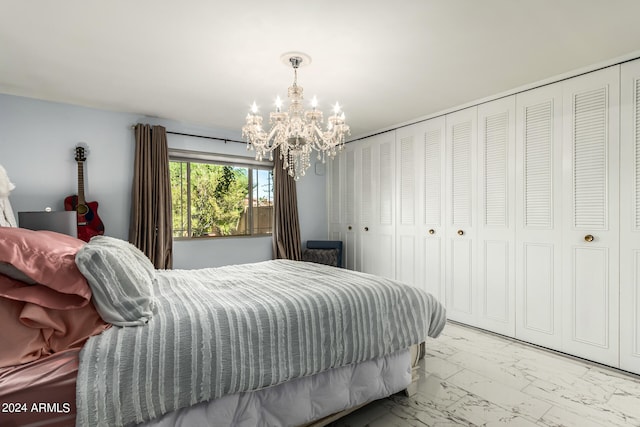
[76,260,446,426]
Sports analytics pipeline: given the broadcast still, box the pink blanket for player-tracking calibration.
[0,228,110,368]
[0,228,91,309]
[0,296,109,368]
[0,348,80,427]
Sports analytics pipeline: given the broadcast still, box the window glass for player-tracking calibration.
[169,158,273,238]
[253,168,274,235]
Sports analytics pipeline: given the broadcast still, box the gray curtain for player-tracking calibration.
[129,124,173,269]
[272,147,302,260]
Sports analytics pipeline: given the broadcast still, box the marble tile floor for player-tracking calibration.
[331,322,640,427]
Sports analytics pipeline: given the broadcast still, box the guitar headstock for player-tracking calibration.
[74,145,88,162]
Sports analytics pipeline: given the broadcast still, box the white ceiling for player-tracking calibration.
[2,0,640,140]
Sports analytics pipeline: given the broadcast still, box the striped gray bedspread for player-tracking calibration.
[76,260,446,427]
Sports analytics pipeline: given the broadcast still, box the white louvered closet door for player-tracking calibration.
[562,67,620,367]
[356,133,395,278]
[445,107,478,324]
[477,96,516,337]
[395,118,445,302]
[343,144,358,271]
[422,118,447,301]
[514,83,564,351]
[396,124,420,286]
[328,150,343,244]
[396,123,423,288]
[359,141,375,274]
[620,59,640,375]
[374,132,396,279]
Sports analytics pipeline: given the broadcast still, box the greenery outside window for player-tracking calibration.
[169,149,273,238]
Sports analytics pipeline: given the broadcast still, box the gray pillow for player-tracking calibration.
[75,236,155,326]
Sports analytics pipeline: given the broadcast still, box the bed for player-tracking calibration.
[0,228,446,427]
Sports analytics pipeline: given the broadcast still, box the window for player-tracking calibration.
[169,149,273,238]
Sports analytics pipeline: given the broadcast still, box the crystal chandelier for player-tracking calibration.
[242,54,350,181]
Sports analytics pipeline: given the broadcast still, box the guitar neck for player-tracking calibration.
[77,161,86,206]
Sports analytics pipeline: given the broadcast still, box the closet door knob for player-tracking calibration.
[364,227,369,231]
[428,229,435,235]
[348,226,352,230]
[584,234,594,242]
[457,230,464,236]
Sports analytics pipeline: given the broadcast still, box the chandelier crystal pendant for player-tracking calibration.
[242,54,350,181]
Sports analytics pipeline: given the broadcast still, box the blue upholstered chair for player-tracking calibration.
[301,240,343,268]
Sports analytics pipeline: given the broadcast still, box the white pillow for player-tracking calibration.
[75,236,155,326]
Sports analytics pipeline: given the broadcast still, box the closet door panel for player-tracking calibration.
[445,107,477,324]
[450,239,473,314]
[328,229,342,243]
[376,233,394,279]
[481,240,510,320]
[328,151,341,226]
[424,236,444,300]
[328,154,344,259]
[477,96,516,336]
[571,247,609,346]
[562,66,619,367]
[360,231,377,274]
[397,234,416,285]
[343,146,358,271]
[396,119,445,299]
[344,230,357,270]
[359,143,375,275]
[515,83,564,350]
[351,133,396,279]
[422,118,447,301]
[621,58,640,374]
[375,135,396,279]
[396,127,418,286]
[522,243,556,334]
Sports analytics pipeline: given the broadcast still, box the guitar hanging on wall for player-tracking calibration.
[64,145,105,242]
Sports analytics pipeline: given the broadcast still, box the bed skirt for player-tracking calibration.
[141,345,419,427]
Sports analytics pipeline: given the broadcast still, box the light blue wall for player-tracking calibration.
[0,93,328,268]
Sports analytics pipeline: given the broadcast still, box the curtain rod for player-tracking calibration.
[130,125,245,144]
